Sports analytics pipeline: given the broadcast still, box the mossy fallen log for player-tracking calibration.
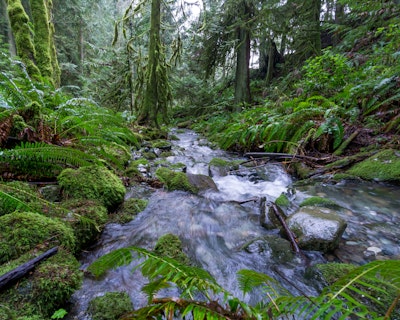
[0,246,58,291]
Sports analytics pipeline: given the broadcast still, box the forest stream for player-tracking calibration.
[67,129,400,319]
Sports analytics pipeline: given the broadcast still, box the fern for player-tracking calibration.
[0,142,102,178]
[89,244,400,320]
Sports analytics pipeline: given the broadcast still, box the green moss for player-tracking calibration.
[125,159,149,178]
[58,165,126,210]
[299,196,341,210]
[112,198,148,224]
[62,199,108,250]
[102,143,131,166]
[315,262,357,284]
[0,249,82,319]
[347,149,400,183]
[155,167,198,193]
[87,292,133,320]
[6,0,41,80]
[154,233,190,265]
[152,140,172,149]
[142,151,157,160]
[275,193,290,207]
[209,157,240,170]
[0,211,76,264]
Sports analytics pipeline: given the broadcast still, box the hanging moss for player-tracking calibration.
[7,0,41,80]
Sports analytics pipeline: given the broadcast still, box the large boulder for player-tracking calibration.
[187,173,218,192]
[286,206,347,253]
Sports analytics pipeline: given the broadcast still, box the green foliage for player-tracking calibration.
[88,245,400,319]
[57,165,126,210]
[300,49,352,96]
[0,142,101,178]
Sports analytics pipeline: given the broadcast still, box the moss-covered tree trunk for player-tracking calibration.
[29,0,60,86]
[137,0,171,128]
[6,0,41,80]
[233,1,251,110]
[6,0,60,86]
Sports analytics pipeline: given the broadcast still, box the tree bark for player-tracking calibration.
[234,1,252,110]
[0,247,58,291]
[7,0,41,80]
[138,0,160,126]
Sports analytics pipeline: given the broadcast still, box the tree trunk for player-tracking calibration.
[137,0,171,128]
[265,40,276,84]
[311,0,322,56]
[29,0,60,87]
[138,0,161,127]
[7,0,41,80]
[234,1,252,110]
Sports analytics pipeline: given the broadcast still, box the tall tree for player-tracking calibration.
[114,0,175,128]
[202,0,256,109]
[137,0,171,127]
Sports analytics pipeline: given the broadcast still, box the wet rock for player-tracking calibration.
[187,173,218,192]
[259,199,287,230]
[286,206,347,253]
[39,184,62,202]
[242,235,294,263]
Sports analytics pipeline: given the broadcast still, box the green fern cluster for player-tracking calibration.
[195,96,345,154]
[88,246,400,319]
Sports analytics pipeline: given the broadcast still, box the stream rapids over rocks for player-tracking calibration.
[67,129,400,319]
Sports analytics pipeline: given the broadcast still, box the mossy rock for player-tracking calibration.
[299,196,342,210]
[0,181,41,216]
[87,292,133,320]
[275,193,290,208]
[112,198,148,224]
[155,167,198,193]
[58,165,126,210]
[62,199,108,250]
[347,149,400,183]
[0,211,76,264]
[102,142,131,167]
[154,233,190,265]
[152,140,172,150]
[0,249,82,319]
[125,159,149,178]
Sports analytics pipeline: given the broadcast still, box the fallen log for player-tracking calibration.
[0,246,58,291]
[244,152,332,162]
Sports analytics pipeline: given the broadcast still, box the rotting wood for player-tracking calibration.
[0,246,58,291]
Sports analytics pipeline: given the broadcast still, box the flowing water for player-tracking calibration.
[67,129,400,319]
